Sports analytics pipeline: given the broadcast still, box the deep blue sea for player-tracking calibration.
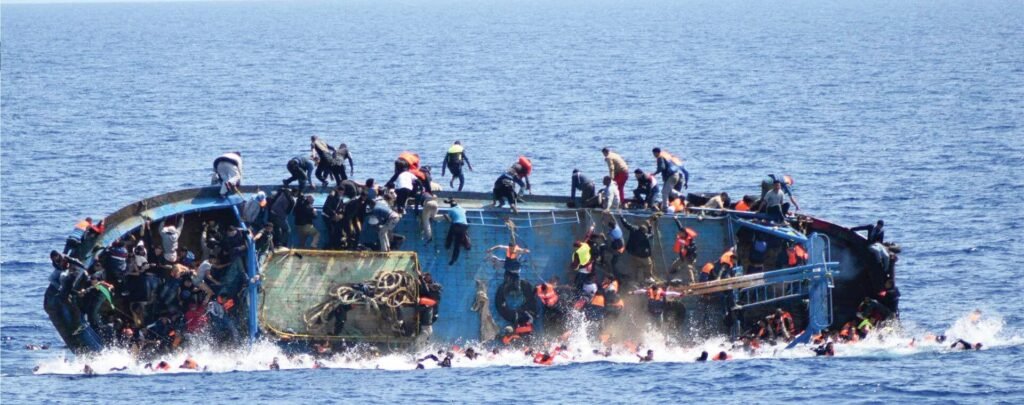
[2,0,1023,402]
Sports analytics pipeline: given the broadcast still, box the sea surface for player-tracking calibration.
[2,0,1023,402]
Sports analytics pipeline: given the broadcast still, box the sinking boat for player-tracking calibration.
[46,185,899,353]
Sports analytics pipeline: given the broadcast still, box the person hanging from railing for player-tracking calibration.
[671,217,698,282]
[417,272,442,337]
[64,217,104,256]
[568,224,596,289]
[717,247,737,279]
[487,242,530,287]
[443,199,471,265]
[616,214,655,287]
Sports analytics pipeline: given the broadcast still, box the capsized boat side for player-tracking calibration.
[54,185,897,352]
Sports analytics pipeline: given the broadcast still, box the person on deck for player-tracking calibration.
[651,148,689,207]
[602,147,629,203]
[598,176,621,210]
[441,141,473,192]
[570,169,598,208]
[283,155,317,191]
[332,143,355,181]
[212,152,243,197]
[493,168,526,213]
[632,169,660,209]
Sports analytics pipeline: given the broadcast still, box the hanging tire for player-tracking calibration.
[494,279,538,324]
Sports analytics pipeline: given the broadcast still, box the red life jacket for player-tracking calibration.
[514,324,534,335]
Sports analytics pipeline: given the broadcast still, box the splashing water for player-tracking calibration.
[32,310,1021,376]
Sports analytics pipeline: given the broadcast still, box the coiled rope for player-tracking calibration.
[302,269,418,331]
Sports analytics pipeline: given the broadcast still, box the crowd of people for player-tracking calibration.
[50,137,894,360]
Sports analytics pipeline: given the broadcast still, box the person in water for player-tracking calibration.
[696,351,709,362]
[638,349,654,362]
[950,339,983,351]
[442,140,473,192]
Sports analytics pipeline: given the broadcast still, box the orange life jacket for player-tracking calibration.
[218,296,235,312]
[533,353,553,365]
[647,287,665,301]
[701,262,715,275]
[514,324,534,335]
[735,200,750,212]
[517,156,533,176]
[719,251,736,267]
[669,198,685,212]
[777,311,795,333]
[536,284,559,307]
[501,334,520,345]
[398,152,427,180]
[506,247,518,260]
[418,297,437,307]
[74,220,91,231]
[590,294,606,307]
[181,358,198,370]
[787,245,809,266]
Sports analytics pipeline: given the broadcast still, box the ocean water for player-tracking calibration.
[2,0,1023,402]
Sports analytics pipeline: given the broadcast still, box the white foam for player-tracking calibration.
[33,310,1021,375]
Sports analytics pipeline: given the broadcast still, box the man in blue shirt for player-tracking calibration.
[443,199,471,265]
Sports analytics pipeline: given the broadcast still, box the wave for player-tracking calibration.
[32,310,1021,376]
